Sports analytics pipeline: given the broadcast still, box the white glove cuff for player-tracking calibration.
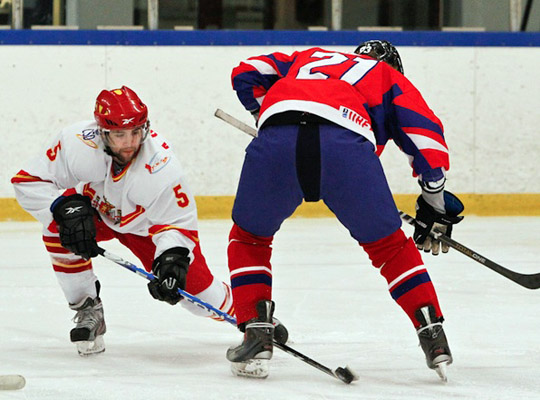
[421,190,445,214]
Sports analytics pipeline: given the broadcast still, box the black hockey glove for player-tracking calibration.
[414,191,464,255]
[148,247,190,305]
[51,194,100,260]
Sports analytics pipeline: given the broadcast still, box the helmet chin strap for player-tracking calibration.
[100,131,119,161]
[103,146,123,165]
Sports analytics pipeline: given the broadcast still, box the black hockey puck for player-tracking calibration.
[334,367,357,384]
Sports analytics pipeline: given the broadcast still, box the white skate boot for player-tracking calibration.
[69,296,106,356]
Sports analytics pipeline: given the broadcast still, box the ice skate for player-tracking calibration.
[69,296,106,356]
[227,300,275,379]
[415,305,452,382]
[237,317,288,345]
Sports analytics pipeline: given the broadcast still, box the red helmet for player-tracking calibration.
[94,86,148,131]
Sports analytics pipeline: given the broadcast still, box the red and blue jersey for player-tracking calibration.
[231,47,449,178]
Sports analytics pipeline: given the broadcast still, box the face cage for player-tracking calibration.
[98,120,150,149]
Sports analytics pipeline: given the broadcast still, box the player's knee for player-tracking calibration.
[360,228,410,268]
[362,230,425,290]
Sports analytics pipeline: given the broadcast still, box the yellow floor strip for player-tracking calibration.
[1,194,538,222]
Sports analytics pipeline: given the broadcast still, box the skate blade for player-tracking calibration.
[0,375,26,390]
[434,361,449,382]
[230,359,269,379]
[76,335,105,356]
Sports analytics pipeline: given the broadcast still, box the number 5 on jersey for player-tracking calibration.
[46,141,62,161]
[173,184,189,208]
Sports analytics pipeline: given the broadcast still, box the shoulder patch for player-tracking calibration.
[76,128,99,149]
[145,151,170,174]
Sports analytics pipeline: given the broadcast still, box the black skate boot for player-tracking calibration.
[227,300,275,378]
[237,318,288,345]
[69,296,106,356]
[415,305,452,381]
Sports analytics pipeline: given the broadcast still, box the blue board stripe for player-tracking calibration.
[0,30,538,47]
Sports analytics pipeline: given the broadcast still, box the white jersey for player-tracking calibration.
[12,120,199,260]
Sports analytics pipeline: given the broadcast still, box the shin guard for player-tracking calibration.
[228,224,273,324]
[361,229,443,327]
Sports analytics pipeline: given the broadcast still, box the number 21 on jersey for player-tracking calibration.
[296,51,377,85]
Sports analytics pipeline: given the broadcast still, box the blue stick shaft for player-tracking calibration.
[98,248,238,325]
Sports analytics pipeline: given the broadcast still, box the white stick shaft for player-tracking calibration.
[214,109,258,137]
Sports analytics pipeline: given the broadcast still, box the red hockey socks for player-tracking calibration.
[228,223,273,324]
[360,229,442,327]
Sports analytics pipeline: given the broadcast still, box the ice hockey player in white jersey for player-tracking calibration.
[11,86,236,356]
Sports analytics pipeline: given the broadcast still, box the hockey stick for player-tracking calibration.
[274,342,357,383]
[98,248,236,324]
[215,109,540,290]
[98,248,358,384]
[0,375,26,390]
[399,212,540,290]
[215,109,257,138]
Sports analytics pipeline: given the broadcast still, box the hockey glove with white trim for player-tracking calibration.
[51,194,100,260]
[148,247,190,305]
[414,191,464,255]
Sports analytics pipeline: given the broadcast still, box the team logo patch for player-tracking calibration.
[145,152,170,174]
[97,196,121,224]
[76,129,99,149]
[340,106,371,129]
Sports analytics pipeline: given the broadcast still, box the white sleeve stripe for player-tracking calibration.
[230,266,272,277]
[244,59,279,76]
[407,134,448,153]
[387,265,427,290]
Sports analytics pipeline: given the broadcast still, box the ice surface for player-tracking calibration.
[0,217,539,399]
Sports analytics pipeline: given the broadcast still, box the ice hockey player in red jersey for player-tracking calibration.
[11,86,236,356]
[225,40,464,381]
